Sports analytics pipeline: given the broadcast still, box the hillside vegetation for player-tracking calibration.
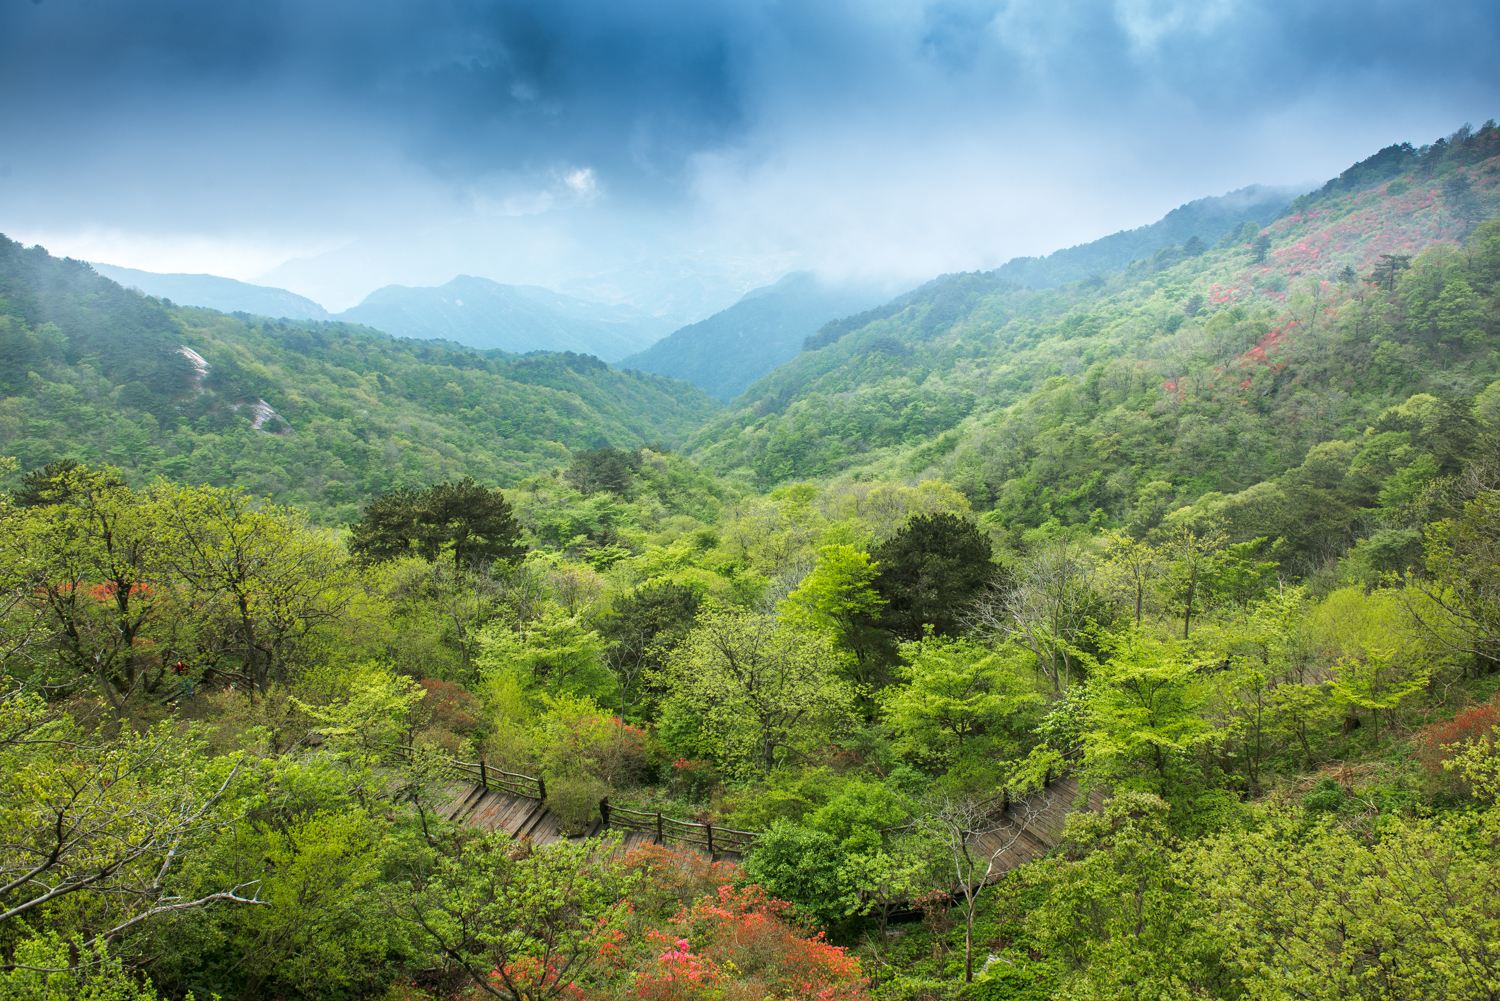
[3,125,1500,1001]
[693,126,1500,545]
[621,272,893,401]
[0,240,719,522]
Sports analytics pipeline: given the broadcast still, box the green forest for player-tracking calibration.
[3,124,1500,1001]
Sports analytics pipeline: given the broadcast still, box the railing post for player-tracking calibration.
[655,812,663,844]
[479,758,488,790]
[537,776,547,802]
[1044,767,1052,788]
[706,822,715,857]
[599,797,611,827]
[1001,788,1010,815]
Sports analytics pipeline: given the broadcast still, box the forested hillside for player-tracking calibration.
[338,275,670,360]
[4,124,1500,1001]
[0,239,719,522]
[693,125,1500,542]
[991,183,1295,289]
[620,272,892,400]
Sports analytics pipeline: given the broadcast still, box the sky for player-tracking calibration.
[1,0,1497,315]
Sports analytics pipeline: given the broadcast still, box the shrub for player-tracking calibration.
[545,773,608,835]
[1303,777,1347,814]
[740,822,852,927]
[1415,695,1500,775]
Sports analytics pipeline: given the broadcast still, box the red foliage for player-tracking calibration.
[630,884,868,1001]
[620,843,739,913]
[45,580,157,603]
[88,580,155,602]
[491,957,587,1000]
[604,848,869,1001]
[1415,695,1500,775]
[1238,319,1297,370]
[416,677,484,748]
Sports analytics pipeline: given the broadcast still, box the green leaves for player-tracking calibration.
[1081,630,1216,791]
[350,477,525,571]
[413,833,636,1000]
[659,608,857,777]
[881,637,1041,774]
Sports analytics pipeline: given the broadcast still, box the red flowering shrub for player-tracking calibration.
[620,843,737,913]
[605,847,869,1000]
[1415,695,1500,776]
[490,956,587,1001]
[628,884,867,1001]
[416,677,485,750]
[86,580,155,602]
[633,933,720,1000]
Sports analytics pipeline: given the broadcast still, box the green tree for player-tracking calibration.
[0,690,261,960]
[740,822,853,928]
[1251,232,1272,263]
[881,637,1041,772]
[659,608,857,776]
[412,833,635,1001]
[350,478,524,571]
[564,446,640,496]
[599,581,700,721]
[164,484,358,695]
[1408,489,1500,666]
[16,465,173,708]
[477,605,614,702]
[873,513,993,639]
[781,543,887,686]
[1025,793,1210,996]
[1082,630,1215,791]
[1197,811,1500,1000]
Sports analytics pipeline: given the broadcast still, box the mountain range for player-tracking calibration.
[92,263,331,321]
[689,125,1500,557]
[13,122,1495,534]
[92,268,674,363]
[89,184,1296,385]
[0,238,717,522]
[620,272,895,401]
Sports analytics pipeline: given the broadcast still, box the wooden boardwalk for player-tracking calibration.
[434,781,701,856]
[970,775,1106,878]
[433,771,1102,877]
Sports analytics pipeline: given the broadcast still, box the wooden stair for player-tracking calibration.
[972,775,1106,881]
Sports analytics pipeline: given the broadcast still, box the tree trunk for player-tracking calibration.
[1182,566,1197,639]
[964,903,975,983]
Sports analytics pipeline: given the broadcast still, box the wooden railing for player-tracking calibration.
[599,800,757,855]
[396,745,547,801]
[397,744,755,854]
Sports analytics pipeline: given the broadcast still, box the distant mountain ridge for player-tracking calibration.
[620,272,893,401]
[0,236,718,522]
[337,276,671,361]
[991,184,1299,289]
[90,266,678,361]
[92,263,330,321]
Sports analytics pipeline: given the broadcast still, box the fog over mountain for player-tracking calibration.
[92,264,331,321]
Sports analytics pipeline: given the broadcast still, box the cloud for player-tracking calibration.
[563,167,598,198]
[0,1,1496,308]
[1112,0,1238,52]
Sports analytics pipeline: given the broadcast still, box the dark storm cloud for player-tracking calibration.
[1,1,1496,305]
[1,0,750,196]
